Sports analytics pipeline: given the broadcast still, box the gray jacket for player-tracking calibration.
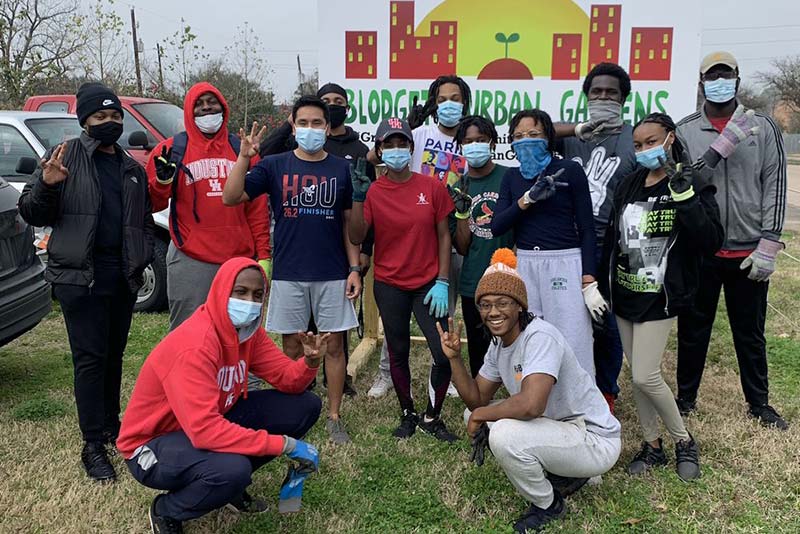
[676,103,787,250]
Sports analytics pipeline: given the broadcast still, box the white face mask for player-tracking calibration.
[195,112,223,134]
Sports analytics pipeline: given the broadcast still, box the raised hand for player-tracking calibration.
[448,175,471,219]
[154,145,177,184]
[436,317,462,360]
[660,150,696,201]
[524,168,567,204]
[41,144,69,186]
[407,95,437,130]
[574,117,607,141]
[350,157,371,202]
[710,104,760,159]
[298,331,331,368]
[238,121,267,158]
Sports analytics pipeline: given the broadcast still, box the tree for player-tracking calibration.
[759,56,800,112]
[736,82,773,113]
[73,0,131,87]
[223,22,271,126]
[164,22,208,95]
[0,0,84,107]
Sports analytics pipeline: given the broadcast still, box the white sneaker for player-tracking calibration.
[587,475,603,486]
[367,374,393,398]
[447,382,459,398]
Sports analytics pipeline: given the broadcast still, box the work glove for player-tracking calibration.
[423,279,450,318]
[470,423,491,467]
[582,281,609,323]
[278,437,319,514]
[574,117,607,141]
[407,95,437,130]
[522,168,567,204]
[258,258,272,279]
[740,238,784,282]
[661,151,696,203]
[154,145,177,185]
[350,157,371,202]
[710,105,760,160]
[448,175,471,219]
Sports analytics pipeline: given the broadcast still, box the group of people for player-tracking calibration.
[17,49,788,534]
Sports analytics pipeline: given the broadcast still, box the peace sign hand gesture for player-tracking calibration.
[436,317,463,360]
[238,121,267,159]
[41,144,69,186]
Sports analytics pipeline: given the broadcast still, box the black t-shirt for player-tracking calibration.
[92,150,124,283]
[612,178,676,322]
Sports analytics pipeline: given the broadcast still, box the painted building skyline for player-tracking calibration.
[552,33,582,80]
[345,31,378,79]
[630,28,674,80]
[588,4,621,70]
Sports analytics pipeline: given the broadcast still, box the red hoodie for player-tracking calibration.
[117,257,316,459]
[146,82,270,264]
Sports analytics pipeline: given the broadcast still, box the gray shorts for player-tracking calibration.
[266,279,358,334]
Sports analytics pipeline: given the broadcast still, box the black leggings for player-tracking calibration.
[374,279,451,418]
[461,296,490,378]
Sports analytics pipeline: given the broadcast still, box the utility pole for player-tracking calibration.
[243,22,249,127]
[156,43,165,94]
[131,8,143,94]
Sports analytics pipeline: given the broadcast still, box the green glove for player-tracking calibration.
[350,157,371,202]
[258,258,272,279]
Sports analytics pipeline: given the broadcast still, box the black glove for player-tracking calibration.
[154,145,177,185]
[470,423,491,467]
[661,150,695,202]
[523,168,567,204]
[407,95,437,130]
[448,175,471,219]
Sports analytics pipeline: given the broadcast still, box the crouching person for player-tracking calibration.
[438,249,621,533]
[117,257,324,533]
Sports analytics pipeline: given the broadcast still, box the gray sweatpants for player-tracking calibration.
[517,248,594,376]
[464,405,620,508]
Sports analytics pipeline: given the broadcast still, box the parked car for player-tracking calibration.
[0,174,51,346]
[23,95,185,167]
[0,110,170,312]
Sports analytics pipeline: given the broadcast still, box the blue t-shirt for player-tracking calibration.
[244,151,353,281]
[491,158,597,277]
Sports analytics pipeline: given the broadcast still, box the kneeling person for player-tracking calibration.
[117,258,324,533]
[438,249,621,533]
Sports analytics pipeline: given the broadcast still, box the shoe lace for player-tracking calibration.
[759,405,781,419]
[632,442,661,464]
[676,441,699,465]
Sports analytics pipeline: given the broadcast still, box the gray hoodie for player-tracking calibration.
[676,103,786,250]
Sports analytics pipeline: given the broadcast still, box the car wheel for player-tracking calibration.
[135,239,168,313]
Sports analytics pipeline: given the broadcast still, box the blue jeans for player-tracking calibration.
[594,246,623,396]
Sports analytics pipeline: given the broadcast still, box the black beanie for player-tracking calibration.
[76,82,124,125]
[316,82,347,100]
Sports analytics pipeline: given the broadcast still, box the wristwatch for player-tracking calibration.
[349,266,363,273]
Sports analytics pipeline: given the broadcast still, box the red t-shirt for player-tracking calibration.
[708,116,730,133]
[364,172,454,290]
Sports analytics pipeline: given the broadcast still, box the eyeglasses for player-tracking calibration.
[478,299,516,312]
[511,130,545,141]
[702,70,737,82]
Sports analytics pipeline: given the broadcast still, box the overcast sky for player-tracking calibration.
[118,0,800,102]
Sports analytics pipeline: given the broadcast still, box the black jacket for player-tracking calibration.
[600,166,724,316]
[18,133,155,293]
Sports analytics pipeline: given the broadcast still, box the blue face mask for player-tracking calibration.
[704,78,737,104]
[462,142,492,168]
[381,147,412,171]
[227,297,262,327]
[295,127,327,153]
[511,138,552,179]
[635,135,672,170]
[436,100,463,127]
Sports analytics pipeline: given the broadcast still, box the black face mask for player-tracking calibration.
[87,121,123,146]
[328,105,348,129]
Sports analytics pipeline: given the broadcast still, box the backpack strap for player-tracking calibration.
[167,132,193,247]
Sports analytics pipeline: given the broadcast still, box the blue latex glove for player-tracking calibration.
[279,438,319,514]
[423,280,449,318]
[285,438,319,473]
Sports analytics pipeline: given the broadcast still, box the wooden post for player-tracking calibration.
[130,9,143,95]
[347,269,379,378]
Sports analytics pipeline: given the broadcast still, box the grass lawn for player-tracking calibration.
[1,234,799,533]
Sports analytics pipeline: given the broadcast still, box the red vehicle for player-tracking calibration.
[24,95,185,165]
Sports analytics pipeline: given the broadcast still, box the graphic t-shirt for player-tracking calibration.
[479,318,621,439]
[364,172,454,290]
[612,178,676,322]
[411,124,467,186]
[562,125,636,241]
[449,164,515,298]
[244,152,352,282]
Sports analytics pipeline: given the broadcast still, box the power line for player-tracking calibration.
[704,24,800,32]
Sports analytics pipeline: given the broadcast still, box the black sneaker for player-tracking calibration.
[149,496,183,534]
[393,409,418,439]
[627,439,668,475]
[545,472,589,497]
[513,490,566,533]
[675,434,700,481]
[81,441,116,483]
[748,404,789,430]
[417,416,459,443]
[675,397,697,416]
[343,375,358,398]
[226,490,269,513]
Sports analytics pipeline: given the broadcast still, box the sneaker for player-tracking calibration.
[675,397,697,417]
[81,441,116,483]
[149,496,183,534]
[749,404,789,430]
[602,392,616,414]
[545,472,589,497]
[513,490,566,533]
[393,409,418,439]
[417,416,459,443]
[627,439,668,475]
[368,374,393,398]
[343,375,358,398]
[446,382,460,398]
[326,416,352,444]
[226,490,269,513]
[675,434,700,481]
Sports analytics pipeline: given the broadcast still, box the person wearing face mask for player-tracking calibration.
[349,118,459,443]
[117,258,325,533]
[224,96,362,445]
[599,113,723,481]
[449,115,515,376]
[491,109,600,378]
[18,82,155,483]
[674,52,789,430]
[146,82,271,332]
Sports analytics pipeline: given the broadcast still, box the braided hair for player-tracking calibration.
[633,112,685,161]
[454,115,498,148]
[428,75,472,122]
[509,109,557,153]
